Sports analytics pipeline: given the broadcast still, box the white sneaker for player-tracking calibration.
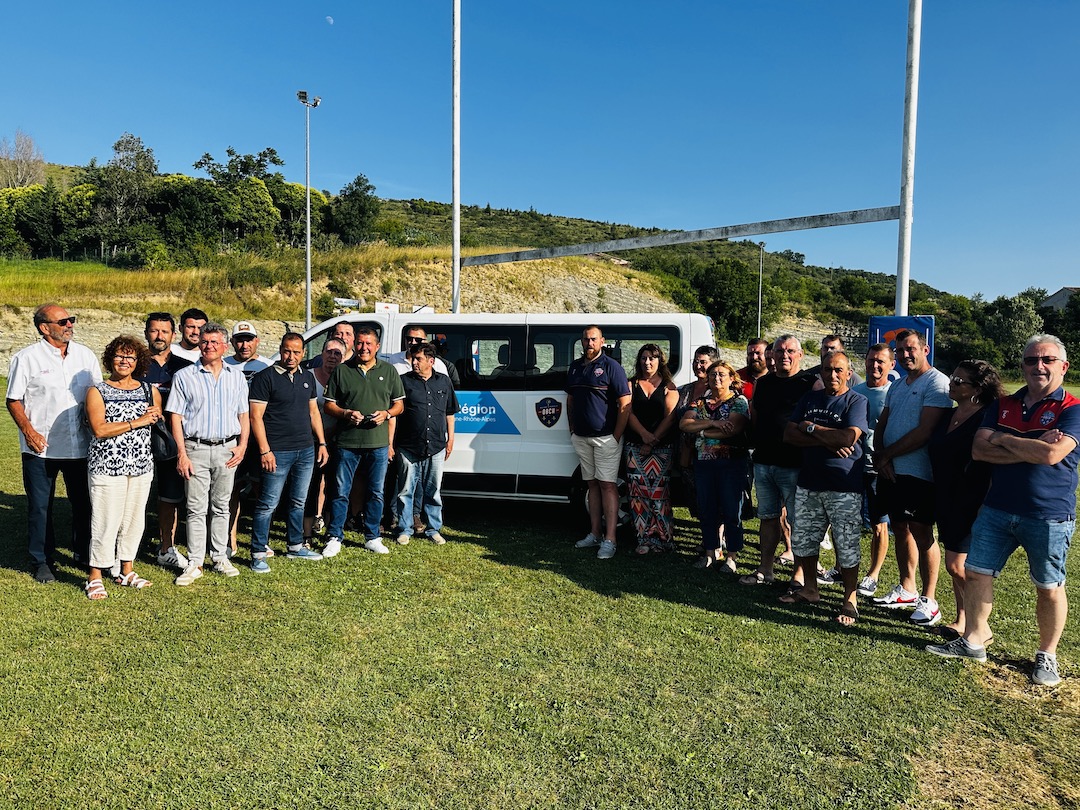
[157,546,190,570]
[364,538,390,555]
[911,596,942,626]
[213,558,240,578]
[575,533,601,549]
[322,537,342,558]
[395,533,411,545]
[175,564,203,586]
[429,531,446,545]
[873,584,919,609]
[597,540,616,560]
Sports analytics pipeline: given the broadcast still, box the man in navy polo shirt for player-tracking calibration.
[566,325,631,560]
[247,333,330,572]
[927,334,1080,686]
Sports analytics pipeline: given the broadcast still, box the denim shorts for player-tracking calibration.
[753,463,799,521]
[966,505,1074,588]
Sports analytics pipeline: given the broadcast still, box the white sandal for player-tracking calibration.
[85,579,108,600]
[114,571,152,589]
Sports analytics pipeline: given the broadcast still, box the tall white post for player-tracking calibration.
[895,0,923,316]
[304,103,312,330]
[451,0,462,313]
[757,241,765,337]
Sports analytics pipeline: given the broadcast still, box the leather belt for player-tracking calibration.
[188,435,240,446]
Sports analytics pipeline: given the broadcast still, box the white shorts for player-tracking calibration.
[572,433,623,483]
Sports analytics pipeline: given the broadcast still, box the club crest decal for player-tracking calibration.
[535,397,562,428]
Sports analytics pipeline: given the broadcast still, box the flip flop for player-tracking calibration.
[836,603,859,626]
[779,588,820,605]
[738,571,775,586]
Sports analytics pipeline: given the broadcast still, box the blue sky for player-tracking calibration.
[4,1,1077,302]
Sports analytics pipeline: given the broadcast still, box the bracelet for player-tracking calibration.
[128,421,134,432]
[319,442,328,447]
[261,450,271,456]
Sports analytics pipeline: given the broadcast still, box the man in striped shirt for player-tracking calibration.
[167,323,250,585]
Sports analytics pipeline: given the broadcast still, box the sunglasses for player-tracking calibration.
[950,376,971,386]
[46,316,77,326]
[406,336,426,344]
[1023,356,1061,367]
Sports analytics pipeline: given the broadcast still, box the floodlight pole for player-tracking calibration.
[451,0,462,313]
[895,0,922,316]
[297,90,322,330]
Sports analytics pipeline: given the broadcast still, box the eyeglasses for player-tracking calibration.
[114,355,138,364]
[406,336,425,344]
[1023,356,1061,367]
[950,376,971,386]
[46,316,77,326]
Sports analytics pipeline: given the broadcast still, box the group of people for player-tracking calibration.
[6,304,459,597]
[565,325,1076,687]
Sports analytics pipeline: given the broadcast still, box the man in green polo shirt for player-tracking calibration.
[322,326,405,556]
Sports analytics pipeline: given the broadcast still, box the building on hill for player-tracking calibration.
[1041,287,1080,311]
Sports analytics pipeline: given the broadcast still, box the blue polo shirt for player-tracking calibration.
[790,388,868,493]
[981,386,1080,520]
[565,353,630,437]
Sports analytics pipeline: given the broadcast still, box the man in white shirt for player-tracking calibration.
[6,303,103,583]
[171,307,208,362]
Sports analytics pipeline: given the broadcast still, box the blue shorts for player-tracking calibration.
[966,505,1074,589]
[753,464,799,521]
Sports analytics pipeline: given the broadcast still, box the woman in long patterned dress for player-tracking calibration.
[83,336,162,599]
[679,360,750,572]
[624,344,680,554]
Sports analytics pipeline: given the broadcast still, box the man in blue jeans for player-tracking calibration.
[247,333,330,572]
[927,334,1080,687]
[6,303,102,583]
[322,326,405,556]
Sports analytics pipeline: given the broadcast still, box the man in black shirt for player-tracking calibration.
[247,333,330,572]
[393,343,459,546]
[739,335,820,588]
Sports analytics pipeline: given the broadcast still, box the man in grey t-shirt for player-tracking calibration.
[872,329,952,624]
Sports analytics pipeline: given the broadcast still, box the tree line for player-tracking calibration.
[0,132,381,268]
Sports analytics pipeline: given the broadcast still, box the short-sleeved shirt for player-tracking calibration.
[881,367,952,481]
[6,339,103,458]
[225,354,271,381]
[851,380,892,469]
[166,361,249,442]
[736,367,766,402]
[87,383,153,477]
[693,394,750,462]
[139,353,193,406]
[397,371,460,458]
[565,353,631,437]
[324,358,405,449]
[248,364,318,452]
[790,388,868,493]
[749,370,819,468]
[981,386,1080,521]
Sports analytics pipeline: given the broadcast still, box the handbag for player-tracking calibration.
[142,383,179,461]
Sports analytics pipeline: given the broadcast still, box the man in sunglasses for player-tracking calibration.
[928,334,1079,687]
[6,303,102,583]
[386,327,450,377]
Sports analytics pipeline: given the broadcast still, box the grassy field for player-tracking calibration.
[1,398,1079,808]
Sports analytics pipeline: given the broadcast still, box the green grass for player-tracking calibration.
[0,403,1078,808]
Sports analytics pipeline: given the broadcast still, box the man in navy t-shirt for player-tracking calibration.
[780,350,868,625]
[928,334,1080,686]
[565,325,631,560]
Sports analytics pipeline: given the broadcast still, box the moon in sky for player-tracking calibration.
[326,16,334,25]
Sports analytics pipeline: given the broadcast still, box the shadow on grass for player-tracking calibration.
[454,499,928,649]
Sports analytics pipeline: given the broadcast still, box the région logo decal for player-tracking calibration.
[535,397,562,428]
[454,391,520,435]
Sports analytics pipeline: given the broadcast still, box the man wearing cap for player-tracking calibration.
[224,320,270,554]
[6,303,102,583]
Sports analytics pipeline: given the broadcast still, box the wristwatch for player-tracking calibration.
[805,422,816,434]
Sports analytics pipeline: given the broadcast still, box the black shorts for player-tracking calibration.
[878,474,935,526]
[155,458,186,504]
[863,472,889,525]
